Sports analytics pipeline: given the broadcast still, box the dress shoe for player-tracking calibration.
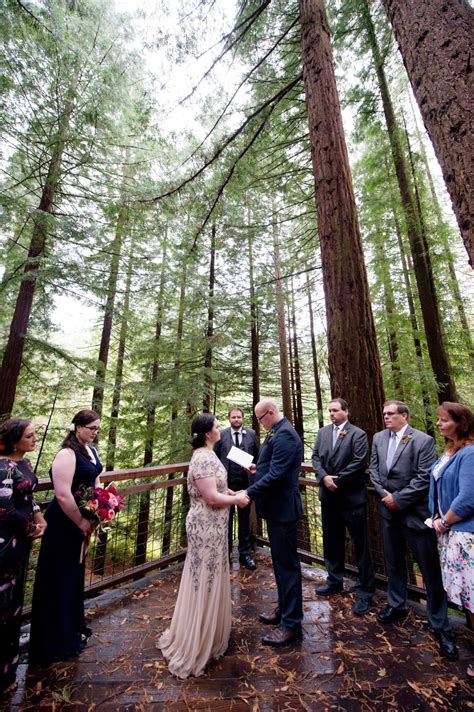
[261,625,302,647]
[315,582,343,596]
[377,605,407,624]
[434,630,459,661]
[259,606,281,625]
[239,554,256,570]
[352,598,374,616]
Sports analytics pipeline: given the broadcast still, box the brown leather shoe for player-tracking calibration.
[259,606,281,625]
[261,625,302,647]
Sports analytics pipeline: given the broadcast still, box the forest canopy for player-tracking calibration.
[0,0,472,473]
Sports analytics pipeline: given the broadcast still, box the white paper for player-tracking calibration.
[424,517,434,529]
[226,446,253,469]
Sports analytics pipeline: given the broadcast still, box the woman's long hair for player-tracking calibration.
[0,418,31,455]
[436,401,474,453]
[191,413,216,450]
[61,410,99,459]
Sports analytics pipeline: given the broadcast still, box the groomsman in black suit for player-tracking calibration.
[214,407,260,570]
[370,400,458,661]
[312,398,376,615]
[246,398,304,647]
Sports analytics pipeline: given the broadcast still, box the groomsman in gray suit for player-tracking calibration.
[214,407,260,569]
[312,398,376,615]
[370,400,458,660]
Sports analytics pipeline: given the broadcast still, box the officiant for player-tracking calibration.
[214,407,260,569]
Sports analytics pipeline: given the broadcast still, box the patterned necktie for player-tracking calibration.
[386,432,397,470]
[332,426,339,448]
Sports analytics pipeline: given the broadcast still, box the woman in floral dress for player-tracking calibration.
[158,412,249,679]
[430,401,474,633]
[0,419,47,696]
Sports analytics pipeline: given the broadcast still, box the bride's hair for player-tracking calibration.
[191,413,216,449]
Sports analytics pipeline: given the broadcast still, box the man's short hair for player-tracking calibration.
[384,400,409,416]
[228,406,244,418]
[329,398,348,411]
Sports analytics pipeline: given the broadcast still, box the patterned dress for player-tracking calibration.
[158,449,231,678]
[433,452,474,613]
[0,459,38,693]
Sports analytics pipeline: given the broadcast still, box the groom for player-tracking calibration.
[246,398,303,646]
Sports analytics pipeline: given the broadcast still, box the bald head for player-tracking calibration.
[255,398,282,430]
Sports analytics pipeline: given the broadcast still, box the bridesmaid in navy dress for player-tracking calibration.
[0,419,47,696]
[29,410,102,664]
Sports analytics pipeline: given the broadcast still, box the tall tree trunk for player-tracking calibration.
[299,0,385,441]
[386,167,435,435]
[247,216,260,436]
[380,0,474,266]
[290,281,304,441]
[305,270,324,429]
[143,239,168,466]
[203,223,216,411]
[374,242,403,395]
[93,245,132,578]
[105,252,133,471]
[91,206,127,419]
[272,207,292,419]
[0,99,73,418]
[361,0,457,404]
[405,104,474,364]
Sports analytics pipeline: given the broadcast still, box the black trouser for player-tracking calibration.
[321,502,375,598]
[228,501,252,557]
[266,518,303,630]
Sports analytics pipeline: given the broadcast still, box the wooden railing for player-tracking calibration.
[23,462,426,616]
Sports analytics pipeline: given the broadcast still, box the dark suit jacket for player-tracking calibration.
[214,427,260,487]
[311,422,369,508]
[246,417,303,523]
[369,425,435,530]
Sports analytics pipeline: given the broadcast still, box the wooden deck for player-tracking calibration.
[6,552,474,711]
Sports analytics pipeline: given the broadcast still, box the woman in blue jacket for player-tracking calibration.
[429,401,474,632]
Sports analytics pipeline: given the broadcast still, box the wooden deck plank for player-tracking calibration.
[5,552,473,711]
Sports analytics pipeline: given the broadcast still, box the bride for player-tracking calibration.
[158,412,249,678]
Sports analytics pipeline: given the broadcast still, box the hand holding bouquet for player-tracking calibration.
[75,484,125,532]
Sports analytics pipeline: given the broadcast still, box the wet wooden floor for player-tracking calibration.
[5,551,474,711]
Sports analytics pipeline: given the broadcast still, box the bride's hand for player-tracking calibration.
[234,491,250,508]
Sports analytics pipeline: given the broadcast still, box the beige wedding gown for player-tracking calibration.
[158,448,231,678]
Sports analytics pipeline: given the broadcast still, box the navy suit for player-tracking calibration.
[370,426,450,631]
[312,422,375,596]
[246,417,303,630]
[214,426,260,556]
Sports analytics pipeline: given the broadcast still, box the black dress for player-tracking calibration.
[0,458,38,693]
[29,447,102,664]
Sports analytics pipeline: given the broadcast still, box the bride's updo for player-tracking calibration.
[191,413,216,449]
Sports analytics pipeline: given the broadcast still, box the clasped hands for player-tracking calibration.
[230,489,250,508]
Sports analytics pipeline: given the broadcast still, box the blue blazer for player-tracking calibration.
[246,417,303,523]
[429,444,474,532]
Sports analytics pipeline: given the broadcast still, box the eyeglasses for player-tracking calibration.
[84,425,100,432]
[256,410,270,422]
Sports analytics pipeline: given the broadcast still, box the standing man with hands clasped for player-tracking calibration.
[370,400,458,661]
[244,398,304,647]
[214,407,260,570]
[311,398,376,615]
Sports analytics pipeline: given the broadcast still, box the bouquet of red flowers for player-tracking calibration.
[75,484,125,532]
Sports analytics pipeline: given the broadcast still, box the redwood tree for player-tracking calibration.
[381,0,474,267]
[298,0,385,440]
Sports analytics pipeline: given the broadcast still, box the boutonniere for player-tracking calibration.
[401,434,412,444]
[241,429,247,435]
[265,429,275,441]
[339,430,348,439]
